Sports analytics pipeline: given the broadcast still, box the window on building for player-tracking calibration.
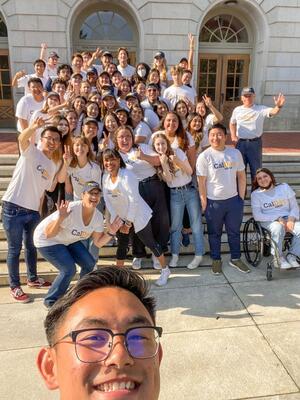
[0,15,7,37]
[79,11,134,42]
[200,15,248,43]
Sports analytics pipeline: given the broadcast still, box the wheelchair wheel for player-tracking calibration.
[243,217,264,267]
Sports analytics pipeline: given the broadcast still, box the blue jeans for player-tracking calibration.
[1,201,40,288]
[170,185,204,255]
[38,241,95,307]
[205,195,244,260]
[236,138,262,183]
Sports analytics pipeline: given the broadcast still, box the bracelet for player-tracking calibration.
[277,105,283,108]
[106,231,115,237]
[124,220,132,227]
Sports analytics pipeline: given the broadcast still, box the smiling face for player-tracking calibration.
[190,115,203,132]
[153,136,168,155]
[255,171,273,189]
[175,102,188,119]
[57,119,69,136]
[130,107,143,123]
[116,111,128,126]
[196,101,206,117]
[163,113,179,136]
[82,188,101,208]
[47,95,60,109]
[34,62,45,76]
[38,287,161,400]
[87,103,99,119]
[241,94,255,107]
[74,97,86,113]
[208,127,226,151]
[105,115,118,133]
[116,128,133,153]
[66,112,78,131]
[73,139,89,158]
[103,155,121,176]
[40,130,61,153]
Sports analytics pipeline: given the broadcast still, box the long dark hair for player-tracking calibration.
[161,111,188,152]
[101,148,126,171]
[252,168,277,191]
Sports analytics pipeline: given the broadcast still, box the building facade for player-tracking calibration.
[0,0,299,130]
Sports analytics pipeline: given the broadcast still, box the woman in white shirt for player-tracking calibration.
[34,182,122,308]
[251,168,300,269]
[101,148,170,286]
[114,126,170,271]
[130,105,153,144]
[152,133,204,270]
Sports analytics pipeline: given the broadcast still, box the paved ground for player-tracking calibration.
[1,130,300,154]
[1,254,300,400]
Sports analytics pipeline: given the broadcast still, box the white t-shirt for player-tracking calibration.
[2,144,57,211]
[15,95,45,132]
[200,113,215,148]
[44,65,58,80]
[67,161,102,200]
[119,145,156,181]
[143,108,159,131]
[134,121,152,142]
[17,74,49,95]
[117,64,136,79]
[102,169,152,232]
[33,200,104,247]
[163,85,196,109]
[251,183,299,222]
[230,104,272,139]
[196,146,245,200]
[167,148,192,188]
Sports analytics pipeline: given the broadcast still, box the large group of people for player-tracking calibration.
[2,36,299,310]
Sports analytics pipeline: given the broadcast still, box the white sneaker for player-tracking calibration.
[155,267,170,286]
[169,254,179,268]
[279,256,292,270]
[132,258,142,270]
[152,254,162,270]
[187,255,203,270]
[286,254,300,268]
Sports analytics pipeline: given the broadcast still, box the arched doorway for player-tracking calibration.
[198,13,252,125]
[0,13,13,127]
[72,4,139,66]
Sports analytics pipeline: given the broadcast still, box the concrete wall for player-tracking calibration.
[0,0,299,131]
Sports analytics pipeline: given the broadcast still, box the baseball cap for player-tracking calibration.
[83,117,98,126]
[241,87,255,96]
[154,51,165,59]
[87,67,98,75]
[102,51,113,58]
[102,89,115,100]
[49,51,59,59]
[125,92,138,100]
[82,181,101,193]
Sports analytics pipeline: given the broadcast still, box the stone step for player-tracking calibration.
[0,255,215,286]
[0,155,18,165]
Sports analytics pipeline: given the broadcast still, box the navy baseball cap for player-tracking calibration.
[241,87,255,96]
[82,181,101,193]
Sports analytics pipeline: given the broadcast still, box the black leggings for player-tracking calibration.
[132,176,169,256]
[116,221,162,260]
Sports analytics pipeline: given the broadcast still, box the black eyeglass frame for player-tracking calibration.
[51,326,163,363]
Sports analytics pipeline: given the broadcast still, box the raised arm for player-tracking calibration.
[18,117,45,152]
[187,33,195,72]
[44,201,71,238]
[269,93,285,116]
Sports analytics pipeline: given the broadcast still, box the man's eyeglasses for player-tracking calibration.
[51,326,163,363]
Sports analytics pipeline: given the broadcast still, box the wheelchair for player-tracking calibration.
[242,217,296,281]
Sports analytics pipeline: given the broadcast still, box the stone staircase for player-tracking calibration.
[0,153,299,285]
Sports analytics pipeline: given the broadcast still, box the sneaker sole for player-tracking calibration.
[229,261,250,273]
[11,296,30,303]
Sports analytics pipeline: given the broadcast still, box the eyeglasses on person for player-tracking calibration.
[51,326,163,363]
